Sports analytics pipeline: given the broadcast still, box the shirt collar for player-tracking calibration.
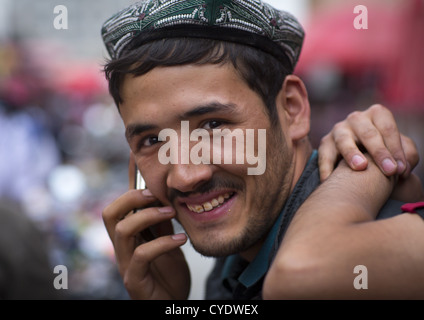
[238,209,285,287]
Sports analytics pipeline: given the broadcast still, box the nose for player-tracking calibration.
[166,163,213,193]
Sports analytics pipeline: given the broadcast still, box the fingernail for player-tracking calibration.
[403,161,411,178]
[352,155,366,167]
[396,161,406,174]
[382,158,396,173]
[142,189,154,197]
[171,233,187,241]
[158,206,174,214]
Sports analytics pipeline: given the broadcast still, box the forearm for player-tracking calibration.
[306,158,394,222]
[277,158,395,240]
[263,159,424,299]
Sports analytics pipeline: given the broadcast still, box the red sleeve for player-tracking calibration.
[401,202,424,213]
[401,202,424,219]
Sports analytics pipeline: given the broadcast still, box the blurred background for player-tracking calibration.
[0,0,422,300]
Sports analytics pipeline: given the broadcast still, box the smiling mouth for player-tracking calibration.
[186,192,235,214]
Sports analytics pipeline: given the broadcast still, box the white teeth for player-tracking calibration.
[203,202,213,211]
[194,205,204,213]
[187,192,234,213]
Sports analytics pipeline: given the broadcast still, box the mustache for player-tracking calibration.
[168,175,244,203]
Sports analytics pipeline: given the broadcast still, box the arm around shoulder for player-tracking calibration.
[263,158,424,299]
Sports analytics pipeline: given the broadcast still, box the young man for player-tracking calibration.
[101,0,424,299]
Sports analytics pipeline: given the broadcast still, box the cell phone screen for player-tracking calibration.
[135,168,146,190]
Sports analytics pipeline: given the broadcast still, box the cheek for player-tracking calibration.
[217,162,248,176]
[137,157,169,202]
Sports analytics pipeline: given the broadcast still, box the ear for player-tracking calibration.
[276,75,311,142]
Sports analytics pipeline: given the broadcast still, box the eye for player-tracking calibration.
[202,120,223,130]
[141,135,160,147]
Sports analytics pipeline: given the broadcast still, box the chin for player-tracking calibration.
[187,227,259,258]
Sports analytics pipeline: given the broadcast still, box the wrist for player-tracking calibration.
[328,157,394,217]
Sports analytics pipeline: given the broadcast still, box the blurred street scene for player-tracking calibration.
[0,0,422,299]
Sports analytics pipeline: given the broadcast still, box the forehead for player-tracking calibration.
[119,63,265,122]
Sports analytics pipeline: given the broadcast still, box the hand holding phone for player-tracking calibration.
[102,153,190,299]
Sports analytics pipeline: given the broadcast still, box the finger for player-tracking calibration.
[124,233,187,298]
[330,122,368,171]
[115,207,175,241]
[102,189,157,241]
[113,206,176,275]
[318,134,339,181]
[370,106,407,176]
[400,134,419,179]
[347,112,397,175]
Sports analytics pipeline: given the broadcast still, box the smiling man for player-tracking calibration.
[118,61,298,261]
[101,0,424,300]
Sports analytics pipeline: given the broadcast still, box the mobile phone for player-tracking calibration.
[135,168,146,190]
[134,166,157,241]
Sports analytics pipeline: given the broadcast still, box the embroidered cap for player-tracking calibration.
[101,0,305,73]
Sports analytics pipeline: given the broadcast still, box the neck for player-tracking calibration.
[289,138,313,193]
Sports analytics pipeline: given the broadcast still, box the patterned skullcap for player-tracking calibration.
[101,0,305,72]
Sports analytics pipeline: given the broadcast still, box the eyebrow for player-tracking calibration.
[179,102,237,120]
[125,123,158,142]
[125,102,237,141]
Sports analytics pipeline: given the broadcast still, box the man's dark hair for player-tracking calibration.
[103,38,290,126]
